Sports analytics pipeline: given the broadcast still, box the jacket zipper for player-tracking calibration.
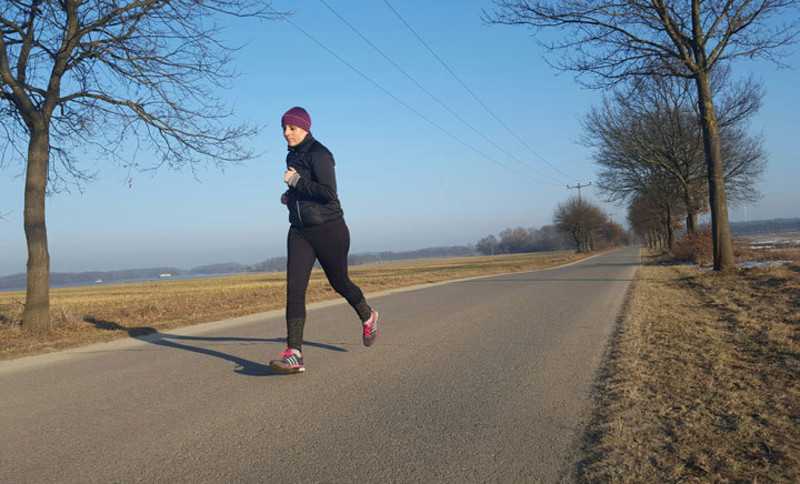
[295,198,304,226]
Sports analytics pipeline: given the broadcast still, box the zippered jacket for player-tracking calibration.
[284,134,344,227]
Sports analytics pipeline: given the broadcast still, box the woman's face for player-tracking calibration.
[283,125,308,147]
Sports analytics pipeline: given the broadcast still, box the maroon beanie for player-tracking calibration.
[281,106,311,132]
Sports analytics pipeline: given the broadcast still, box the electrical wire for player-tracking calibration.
[319,0,564,185]
[275,9,557,185]
[382,0,573,182]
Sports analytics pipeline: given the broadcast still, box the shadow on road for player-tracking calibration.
[84,317,346,376]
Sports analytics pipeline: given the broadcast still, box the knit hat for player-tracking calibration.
[281,106,311,132]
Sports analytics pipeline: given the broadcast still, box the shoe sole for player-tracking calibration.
[269,363,306,374]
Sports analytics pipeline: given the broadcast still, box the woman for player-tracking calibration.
[269,106,378,374]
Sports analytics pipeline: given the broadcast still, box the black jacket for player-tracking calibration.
[284,134,344,227]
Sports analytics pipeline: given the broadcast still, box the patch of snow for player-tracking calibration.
[699,260,794,271]
[737,260,794,268]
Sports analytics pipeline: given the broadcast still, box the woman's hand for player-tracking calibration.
[281,192,288,205]
[284,166,298,184]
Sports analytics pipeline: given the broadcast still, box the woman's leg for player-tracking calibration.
[285,226,316,351]
[312,219,372,322]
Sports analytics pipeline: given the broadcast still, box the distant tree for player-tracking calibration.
[536,224,572,251]
[553,197,607,252]
[627,191,684,250]
[487,0,799,271]
[476,226,573,255]
[498,227,540,254]
[628,196,668,249]
[252,257,288,273]
[596,221,627,249]
[647,173,687,250]
[0,1,284,332]
[477,235,500,255]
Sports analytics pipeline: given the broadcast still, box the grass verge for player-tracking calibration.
[578,253,800,483]
[0,250,588,361]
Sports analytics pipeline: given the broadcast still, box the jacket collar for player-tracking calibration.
[288,133,315,153]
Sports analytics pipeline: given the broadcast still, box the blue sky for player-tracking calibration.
[1,0,798,276]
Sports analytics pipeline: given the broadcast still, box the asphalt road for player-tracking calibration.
[0,246,640,483]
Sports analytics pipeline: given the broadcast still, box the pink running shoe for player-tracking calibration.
[269,348,305,374]
[362,310,379,347]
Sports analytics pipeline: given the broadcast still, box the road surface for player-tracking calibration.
[0,246,640,483]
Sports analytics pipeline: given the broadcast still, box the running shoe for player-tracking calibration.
[362,310,379,347]
[269,348,305,374]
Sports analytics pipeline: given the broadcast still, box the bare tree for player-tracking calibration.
[536,224,573,251]
[476,226,572,255]
[553,196,608,252]
[487,0,799,270]
[628,195,670,249]
[647,171,687,249]
[597,220,627,248]
[476,235,499,255]
[719,125,768,206]
[583,73,766,235]
[0,1,284,332]
[498,227,540,253]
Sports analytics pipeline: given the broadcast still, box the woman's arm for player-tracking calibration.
[287,151,338,202]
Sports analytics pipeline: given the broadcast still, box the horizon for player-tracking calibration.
[2,216,798,279]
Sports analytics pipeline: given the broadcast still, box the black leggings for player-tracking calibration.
[285,218,371,350]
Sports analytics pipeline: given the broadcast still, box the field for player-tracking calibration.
[0,250,588,361]
[736,232,800,254]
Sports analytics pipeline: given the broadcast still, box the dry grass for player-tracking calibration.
[0,251,588,361]
[579,252,800,483]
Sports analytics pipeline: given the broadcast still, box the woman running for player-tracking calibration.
[269,106,378,374]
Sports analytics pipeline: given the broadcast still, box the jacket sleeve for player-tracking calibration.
[293,150,338,202]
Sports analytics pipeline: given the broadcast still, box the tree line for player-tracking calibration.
[476,207,627,257]
[583,72,765,251]
[488,1,798,270]
[476,226,571,255]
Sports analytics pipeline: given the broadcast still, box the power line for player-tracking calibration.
[319,0,563,186]
[273,9,554,185]
[382,0,573,182]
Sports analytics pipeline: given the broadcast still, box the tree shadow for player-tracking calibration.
[83,317,346,376]
[0,314,17,326]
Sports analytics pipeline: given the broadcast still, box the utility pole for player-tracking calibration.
[567,182,592,203]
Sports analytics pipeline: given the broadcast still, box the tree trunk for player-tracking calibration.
[666,206,675,250]
[694,72,736,271]
[684,189,699,234]
[686,211,698,234]
[22,126,51,333]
